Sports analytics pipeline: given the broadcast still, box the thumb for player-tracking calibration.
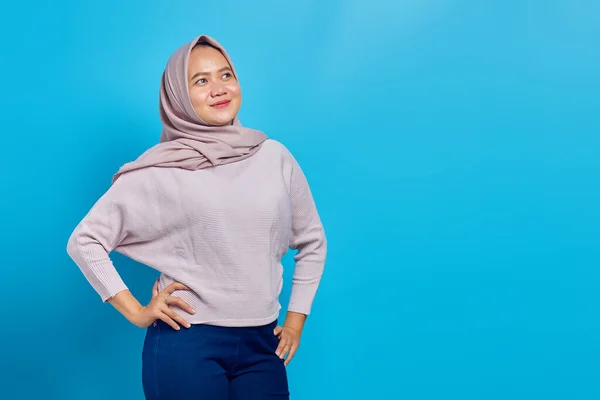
[273,325,283,336]
[152,279,160,297]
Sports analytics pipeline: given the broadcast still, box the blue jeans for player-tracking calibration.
[142,319,290,400]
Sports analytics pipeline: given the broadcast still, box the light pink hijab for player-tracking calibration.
[112,35,267,184]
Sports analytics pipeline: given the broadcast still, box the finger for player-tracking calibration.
[273,326,283,336]
[284,343,299,366]
[163,308,191,329]
[152,279,160,297]
[163,282,192,294]
[158,312,181,331]
[275,338,288,358]
[282,342,293,360]
[166,296,196,314]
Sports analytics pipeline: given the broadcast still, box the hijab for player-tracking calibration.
[111,35,267,184]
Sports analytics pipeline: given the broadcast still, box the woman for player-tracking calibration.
[66,34,327,400]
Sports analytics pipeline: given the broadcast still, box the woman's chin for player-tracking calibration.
[202,110,237,126]
[209,117,234,126]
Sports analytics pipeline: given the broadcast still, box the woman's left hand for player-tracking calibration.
[273,325,301,366]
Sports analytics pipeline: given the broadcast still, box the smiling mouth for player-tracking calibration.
[211,100,231,109]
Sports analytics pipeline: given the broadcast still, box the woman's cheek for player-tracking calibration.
[190,90,209,109]
[226,83,241,98]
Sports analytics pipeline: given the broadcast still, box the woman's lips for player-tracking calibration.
[211,100,231,109]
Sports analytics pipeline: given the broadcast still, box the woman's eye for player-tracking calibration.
[197,78,207,85]
[222,73,231,79]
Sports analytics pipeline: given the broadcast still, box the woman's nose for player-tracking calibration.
[211,84,226,97]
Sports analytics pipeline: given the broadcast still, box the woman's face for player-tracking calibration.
[187,45,241,126]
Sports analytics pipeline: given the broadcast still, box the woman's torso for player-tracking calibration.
[116,139,295,326]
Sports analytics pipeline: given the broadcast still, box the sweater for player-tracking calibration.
[66,139,327,327]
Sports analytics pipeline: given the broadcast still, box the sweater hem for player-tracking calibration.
[185,307,282,328]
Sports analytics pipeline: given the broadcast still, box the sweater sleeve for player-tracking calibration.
[285,152,327,316]
[66,172,152,302]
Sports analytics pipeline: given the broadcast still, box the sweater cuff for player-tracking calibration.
[287,281,320,315]
[98,278,129,303]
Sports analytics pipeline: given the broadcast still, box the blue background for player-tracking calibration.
[1,0,599,399]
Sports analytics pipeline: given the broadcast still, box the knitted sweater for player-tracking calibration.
[66,139,327,327]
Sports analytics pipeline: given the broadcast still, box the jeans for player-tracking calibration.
[142,318,290,399]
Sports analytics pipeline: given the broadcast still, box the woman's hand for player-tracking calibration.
[130,281,195,330]
[273,325,301,366]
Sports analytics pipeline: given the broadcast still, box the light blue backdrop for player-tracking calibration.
[1,1,599,399]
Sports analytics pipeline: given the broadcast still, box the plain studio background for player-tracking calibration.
[1,1,599,399]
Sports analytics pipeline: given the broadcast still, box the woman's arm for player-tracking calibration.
[66,172,194,329]
[275,148,327,365]
[285,150,328,317]
[66,173,144,301]
[108,289,144,323]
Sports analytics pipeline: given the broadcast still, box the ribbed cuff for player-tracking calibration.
[287,282,319,315]
[99,279,129,303]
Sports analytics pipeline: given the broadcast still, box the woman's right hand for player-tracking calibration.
[130,281,196,330]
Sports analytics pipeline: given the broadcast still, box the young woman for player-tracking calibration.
[66,34,327,400]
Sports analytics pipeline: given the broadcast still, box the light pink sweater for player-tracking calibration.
[66,139,327,327]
